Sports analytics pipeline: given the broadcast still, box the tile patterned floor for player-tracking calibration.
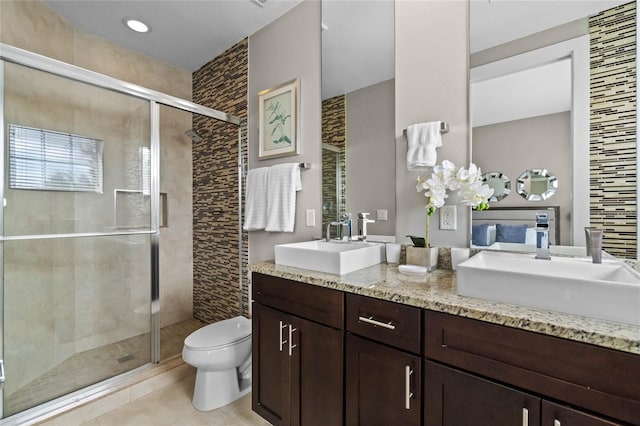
[6,318,206,416]
[78,372,269,426]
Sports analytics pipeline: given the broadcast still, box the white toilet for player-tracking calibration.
[182,315,252,411]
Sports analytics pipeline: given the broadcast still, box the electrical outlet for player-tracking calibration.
[306,209,316,227]
[440,205,457,230]
[376,209,388,221]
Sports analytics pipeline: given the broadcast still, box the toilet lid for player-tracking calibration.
[184,316,251,350]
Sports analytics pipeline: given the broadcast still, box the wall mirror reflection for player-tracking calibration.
[516,168,558,201]
[482,171,511,202]
[470,0,637,258]
[321,0,395,239]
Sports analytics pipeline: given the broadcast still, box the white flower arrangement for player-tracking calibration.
[413,160,494,247]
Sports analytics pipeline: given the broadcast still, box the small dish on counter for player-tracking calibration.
[398,264,428,275]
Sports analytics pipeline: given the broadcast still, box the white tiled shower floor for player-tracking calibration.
[6,318,206,417]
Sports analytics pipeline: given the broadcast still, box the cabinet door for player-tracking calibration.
[542,401,623,426]
[346,334,422,426]
[252,304,291,426]
[425,361,541,426]
[289,315,344,426]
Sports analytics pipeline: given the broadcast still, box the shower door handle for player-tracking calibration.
[0,360,4,389]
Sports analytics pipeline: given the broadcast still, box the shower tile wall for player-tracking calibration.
[192,39,249,322]
[322,95,347,235]
[589,1,637,258]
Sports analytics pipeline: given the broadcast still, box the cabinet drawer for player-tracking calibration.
[424,310,640,425]
[252,272,344,329]
[346,293,421,354]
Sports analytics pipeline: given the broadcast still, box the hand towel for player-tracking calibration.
[265,163,302,232]
[406,121,442,171]
[243,167,269,231]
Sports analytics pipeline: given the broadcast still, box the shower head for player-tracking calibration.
[185,129,203,143]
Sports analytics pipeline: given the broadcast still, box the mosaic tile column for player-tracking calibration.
[192,39,249,322]
[589,1,637,258]
[322,94,347,237]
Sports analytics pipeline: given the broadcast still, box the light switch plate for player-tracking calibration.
[376,209,388,221]
[440,205,457,230]
[306,209,316,227]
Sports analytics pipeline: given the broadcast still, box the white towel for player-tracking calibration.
[243,167,269,231]
[265,163,302,232]
[406,121,442,171]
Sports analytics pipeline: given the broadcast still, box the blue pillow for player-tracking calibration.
[495,224,528,243]
[472,223,489,246]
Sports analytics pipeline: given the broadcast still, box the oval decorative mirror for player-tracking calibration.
[516,168,558,201]
[482,171,511,202]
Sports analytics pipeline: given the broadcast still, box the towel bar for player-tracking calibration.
[299,162,311,169]
[402,121,449,137]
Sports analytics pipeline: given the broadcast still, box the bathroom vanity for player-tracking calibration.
[250,262,640,426]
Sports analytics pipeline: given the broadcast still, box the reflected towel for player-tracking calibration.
[265,163,302,232]
[406,121,442,171]
[243,167,269,231]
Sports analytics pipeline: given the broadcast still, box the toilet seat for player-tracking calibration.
[184,316,251,351]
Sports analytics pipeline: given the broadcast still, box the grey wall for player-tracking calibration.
[346,79,395,236]
[473,112,572,245]
[248,0,322,262]
[395,0,470,248]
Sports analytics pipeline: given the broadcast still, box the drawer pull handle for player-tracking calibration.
[278,321,288,352]
[405,366,414,410]
[288,325,297,357]
[554,421,561,426]
[358,315,396,330]
[522,408,529,426]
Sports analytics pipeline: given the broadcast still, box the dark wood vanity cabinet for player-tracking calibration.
[252,272,639,426]
[252,273,344,426]
[423,310,638,426]
[425,360,541,425]
[345,294,422,426]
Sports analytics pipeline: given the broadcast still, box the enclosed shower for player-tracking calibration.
[0,44,244,422]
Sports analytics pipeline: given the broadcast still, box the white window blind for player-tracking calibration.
[9,124,103,193]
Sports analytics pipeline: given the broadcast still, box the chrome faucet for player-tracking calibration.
[357,212,375,241]
[325,213,352,242]
[535,212,550,260]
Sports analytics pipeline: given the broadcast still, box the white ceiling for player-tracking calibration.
[42,0,632,101]
[321,0,394,100]
[471,58,572,127]
[44,0,302,72]
[471,0,631,53]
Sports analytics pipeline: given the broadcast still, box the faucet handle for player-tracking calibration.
[341,212,352,220]
[357,212,370,219]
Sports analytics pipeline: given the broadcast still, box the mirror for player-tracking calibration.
[482,172,511,202]
[516,169,558,201]
[470,1,636,258]
[321,0,395,238]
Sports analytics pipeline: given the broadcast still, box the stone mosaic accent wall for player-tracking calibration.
[322,95,347,237]
[589,2,637,258]
[192,39,249,322]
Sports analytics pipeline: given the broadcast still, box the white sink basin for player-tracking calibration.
[274,240,385,275]
[456,251,640,325]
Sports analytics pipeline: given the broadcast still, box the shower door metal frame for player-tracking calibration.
[0,43,242,423]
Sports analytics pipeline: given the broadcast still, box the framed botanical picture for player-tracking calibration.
[258,79,299,159]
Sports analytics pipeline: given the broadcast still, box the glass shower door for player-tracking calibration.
[1,60,154,417]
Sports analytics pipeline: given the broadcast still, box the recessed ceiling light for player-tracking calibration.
[123,18,150,33]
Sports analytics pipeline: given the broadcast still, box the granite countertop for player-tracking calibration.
[250,261,640,355]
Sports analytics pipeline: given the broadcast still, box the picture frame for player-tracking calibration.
[258,79,299,159]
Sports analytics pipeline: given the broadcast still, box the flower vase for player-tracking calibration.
[406,246,439,272]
